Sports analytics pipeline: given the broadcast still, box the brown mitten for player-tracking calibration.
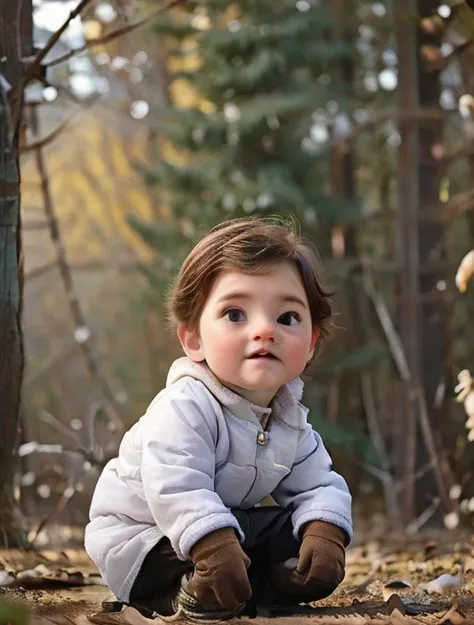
[190,527,252,610]
[296,520,346,592]
[269,521,346,601]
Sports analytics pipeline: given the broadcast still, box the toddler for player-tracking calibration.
[85,217,352,621]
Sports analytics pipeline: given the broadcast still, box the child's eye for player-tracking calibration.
[224,308,245,322]
[278,312,300,326]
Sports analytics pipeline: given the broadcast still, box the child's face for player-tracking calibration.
[178,262,320,406]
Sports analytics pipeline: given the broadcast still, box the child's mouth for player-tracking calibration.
[248,352,278,360]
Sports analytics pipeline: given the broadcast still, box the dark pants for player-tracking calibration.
[129,506,334,615]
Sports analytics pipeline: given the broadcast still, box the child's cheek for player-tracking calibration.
[288,340,311,368]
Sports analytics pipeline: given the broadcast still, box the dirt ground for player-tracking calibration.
[1,531,474,625]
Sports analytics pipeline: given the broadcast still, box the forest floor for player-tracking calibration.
[0,531,474,625]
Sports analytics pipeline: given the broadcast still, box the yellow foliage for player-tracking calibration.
[21,111,157,265]
[168,50,201,73]
[182,36,200,52]
[161,139,190,166]
[181,53,202,72]
[199,100,216,114]
[169,78,200,108]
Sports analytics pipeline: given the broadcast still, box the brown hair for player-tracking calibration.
[166,216,333,339]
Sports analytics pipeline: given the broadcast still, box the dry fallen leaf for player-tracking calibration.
[420,574,462,595]
[386,593,407,615]
[438,600,465,625]
[0,570,16,586]
[382,581,412,602]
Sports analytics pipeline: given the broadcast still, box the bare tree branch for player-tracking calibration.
[11,0,94,129]
[28,103,125,435]
[21,115,73,153]
[30,480,77,546]
[38,77,100,106]
[45,0,188,69]
[32,0,94,69]
[362,265,453,514]
[405,497,441,534]
[395,460,435,495]
[38,407,113,469]
[23,220,49,230]
[23,342,77,386]
[21,94,100,152]
[25,259,147,281]
[38,410,104,466]
[441,39,473,69]
[443,188,474,220]
[24,260,56,281]
[360,372,402,527]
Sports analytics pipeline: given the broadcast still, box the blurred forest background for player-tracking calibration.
[3,0,474,547]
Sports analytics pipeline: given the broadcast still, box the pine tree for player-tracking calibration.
[127,1,385,483]
[129,0,361,270]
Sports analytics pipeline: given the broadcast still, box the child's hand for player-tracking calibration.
[295,520,346,592]
[190,527,252,610]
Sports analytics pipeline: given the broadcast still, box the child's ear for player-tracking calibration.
[177,323,205,362]
[308,327,321,360]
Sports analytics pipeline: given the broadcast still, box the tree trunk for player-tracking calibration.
[0,0,32,546]
[415,0,451,519]
[395,0,448,522]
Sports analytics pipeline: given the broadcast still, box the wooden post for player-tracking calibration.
[0,0,32,545]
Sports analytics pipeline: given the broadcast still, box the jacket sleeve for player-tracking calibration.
[140,391,244,560]
[271,409,353,543]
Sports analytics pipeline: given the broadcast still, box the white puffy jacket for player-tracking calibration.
[84,357,352,601]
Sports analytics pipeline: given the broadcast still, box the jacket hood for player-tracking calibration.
[166,357,304,419]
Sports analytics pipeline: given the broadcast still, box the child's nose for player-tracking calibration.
[252,319,276,342]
